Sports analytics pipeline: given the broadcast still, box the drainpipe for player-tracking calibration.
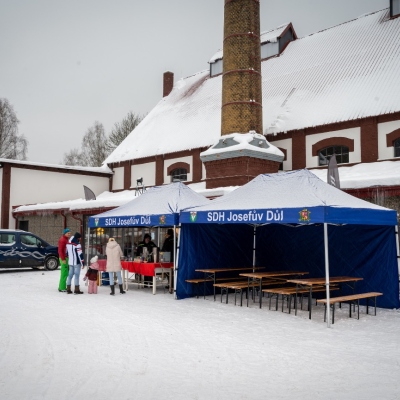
[71,212,83,235]
[12,212,18,229]
[60,211,67,229]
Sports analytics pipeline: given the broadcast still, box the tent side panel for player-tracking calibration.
[329,225,399,309]
[256,224,399,309]
[176,224,253,299]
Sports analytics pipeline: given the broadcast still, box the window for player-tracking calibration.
[261,41,279,59]
[394,138,400,157]
[391,0,400,17]
[170,168,187,182]
[19,221,29,231]
[210,59,223,77]
[21,234,42,247]
[0,234,15,245]
[318,146,349,166]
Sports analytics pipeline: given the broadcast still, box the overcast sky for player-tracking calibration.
[0,0,389,165]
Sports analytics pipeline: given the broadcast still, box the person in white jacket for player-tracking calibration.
[66,232,84,294]
[106,237,125,296]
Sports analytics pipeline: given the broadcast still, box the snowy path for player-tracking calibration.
[0,269,399,400]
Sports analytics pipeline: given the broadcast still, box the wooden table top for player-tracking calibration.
[195,267,263,274]
[286,276,363,286]
[239,271,309,279]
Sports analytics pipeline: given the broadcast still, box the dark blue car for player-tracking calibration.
[0,230,59,270]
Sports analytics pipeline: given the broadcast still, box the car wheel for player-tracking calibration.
[45,256,59,271]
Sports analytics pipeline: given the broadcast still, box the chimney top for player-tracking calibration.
[163,71,174,97]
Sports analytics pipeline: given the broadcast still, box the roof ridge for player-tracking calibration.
[299,8,388,40]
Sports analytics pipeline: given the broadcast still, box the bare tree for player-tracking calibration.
[0,98,28,160]
[81,121,108,167]
[62,112,144,166]
[63,121,108,167]
[107,111,143,152]
[62,148,85,166]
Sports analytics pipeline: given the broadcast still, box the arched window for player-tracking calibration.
[394,138,400,157]
[318,146,349,166]
[170,168,187,182]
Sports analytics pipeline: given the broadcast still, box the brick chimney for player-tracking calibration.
[221,0,262,135]
[201,0,283,189]
[163,71,174,97]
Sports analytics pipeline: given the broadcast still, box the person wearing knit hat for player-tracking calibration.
[66,232,85,294]
[57,227,71,292]
[85,255,100,294]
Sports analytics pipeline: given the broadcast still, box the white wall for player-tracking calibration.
[112,167,124,190]
[306,127,361,167]
[8,168,109,229]
[164,156,193,183]
[378,120,400,160]
[131,162,155,188]
[269,138,292,170]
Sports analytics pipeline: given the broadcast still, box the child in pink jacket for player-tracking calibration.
[85,256,99,294]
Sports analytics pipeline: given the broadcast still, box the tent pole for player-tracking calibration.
[395,226,400,279]
[253,226,256,272]
[86,225,90,265]
[174,225,179,300]
[324,223,331,328]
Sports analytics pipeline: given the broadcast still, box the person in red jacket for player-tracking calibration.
[58,228,71,292]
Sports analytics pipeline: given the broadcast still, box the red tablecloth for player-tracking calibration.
[122,261,173,277]
[97,259,107,271]
[95,260,173,276]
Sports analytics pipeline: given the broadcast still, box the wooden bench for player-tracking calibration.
[186,277,244,298]
[214,280,281,306]
[317,292,383,324]
[262,285,339,313]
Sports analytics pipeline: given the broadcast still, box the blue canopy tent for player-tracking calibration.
[88,182,210,296]
[179,170,399,324]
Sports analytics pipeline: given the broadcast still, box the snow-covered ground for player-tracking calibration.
[1,268,400,400]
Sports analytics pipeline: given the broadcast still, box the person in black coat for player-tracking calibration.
[161,228,175,291]
[137,233,157,286]
[161,228,175,262]
[137,233,157,259]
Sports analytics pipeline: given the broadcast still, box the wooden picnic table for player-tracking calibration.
[195,267,263,301]
[286,276,364,319]
[239,271,309,308]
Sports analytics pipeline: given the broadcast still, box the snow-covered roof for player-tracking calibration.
[13,190,139,214]
[263,9,400,135]
[209,49,223,63]
[200,132,284,162]
[0,158,112,174]
[104,9,400,164]
[310,160,400,189]
[260,23,291,44]
[12,184,238,215]
[13,160,400,215]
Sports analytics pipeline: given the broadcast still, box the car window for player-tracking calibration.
[21,234,40,247]
[0,234,16,245]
